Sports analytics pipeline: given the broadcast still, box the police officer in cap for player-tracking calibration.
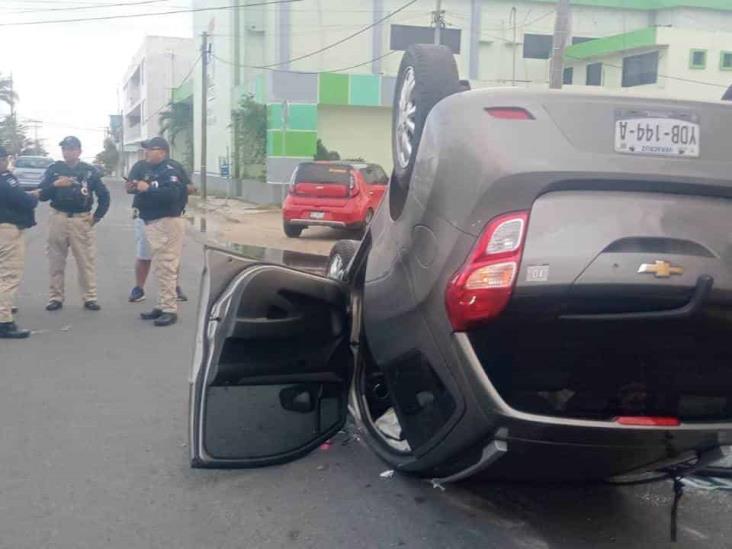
[0,145,39,338]
[126,136,186,327]
[39,136,110,312]
[127,136,194,304]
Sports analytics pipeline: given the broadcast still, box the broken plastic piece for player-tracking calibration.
[380,469,395,479]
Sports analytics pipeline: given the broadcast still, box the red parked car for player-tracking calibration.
[282,161,388,237]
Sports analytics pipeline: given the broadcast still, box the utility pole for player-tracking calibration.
[510,7,517,86]
[232,2,241,181]
[549,0,572,89]
[433,0,444,46]
[200,31,209,202]
[9,73,14,118]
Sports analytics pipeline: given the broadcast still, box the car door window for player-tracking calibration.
[190,248,350,468]
[362,166,388,185]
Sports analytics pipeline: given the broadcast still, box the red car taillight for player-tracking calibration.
[348,174,359,197]
[445,211,529,331]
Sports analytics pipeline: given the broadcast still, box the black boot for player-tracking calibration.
[0,322,31,339]
[84,301,101,311]
[154,313,178,327]
[140,308,163,320]
[46,300,63,311]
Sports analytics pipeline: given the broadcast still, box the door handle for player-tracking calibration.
[560,275,714,321]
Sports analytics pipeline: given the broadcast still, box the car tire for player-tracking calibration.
[349,351,440,478]
[283,222,303,238]
[326,239,359,281]
[392,44,460,192]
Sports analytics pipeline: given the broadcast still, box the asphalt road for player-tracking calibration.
[1,181,730,549]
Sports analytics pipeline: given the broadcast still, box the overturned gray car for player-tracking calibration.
[190,45,732,482]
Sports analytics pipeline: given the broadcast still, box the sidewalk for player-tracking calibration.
[185,196,348,256]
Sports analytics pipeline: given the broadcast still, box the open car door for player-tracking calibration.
[190,246,351,468]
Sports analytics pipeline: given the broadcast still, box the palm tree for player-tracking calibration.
[158,100,192,146]
[0,74,18,112]
[158,99,193,171]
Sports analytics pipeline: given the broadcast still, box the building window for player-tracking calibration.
[622,51,659,87]
[720,51,732,71]
[523,34,553,59]
[689,49,707,69]
[563,67,573,85]
[586,63,603,86]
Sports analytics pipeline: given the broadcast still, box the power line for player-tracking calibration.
[213,49,398,75]
[328,50,399,73]
[0,0,303,28]
[3,0,171,16]
[255,0,419,70]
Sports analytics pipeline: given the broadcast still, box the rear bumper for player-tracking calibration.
[450,332,732,478]
[288,219,349,228]
[282,201,366,229]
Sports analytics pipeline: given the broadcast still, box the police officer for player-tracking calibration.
[127,137,194,304]
[0,145,38,338]
[39,136,110,312]
[126,137,186,327]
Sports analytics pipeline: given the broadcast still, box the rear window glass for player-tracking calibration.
[295,164,351,184]
[15,157,53,169]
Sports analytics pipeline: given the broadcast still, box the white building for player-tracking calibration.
[120,36,194,172]
[564,25,732,100]
[190,0,732,203]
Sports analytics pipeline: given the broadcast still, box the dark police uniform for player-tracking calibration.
[0,155,38,331]
[39,159,110,305]
[127,156,186,319]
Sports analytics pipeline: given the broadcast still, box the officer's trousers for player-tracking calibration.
[0,224,25,323]
[47,210,97,303]
[144,216,184,314]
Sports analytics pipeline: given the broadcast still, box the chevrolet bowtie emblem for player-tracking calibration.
[638,260,684,278]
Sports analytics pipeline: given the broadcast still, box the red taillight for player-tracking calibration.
[445,211,529,331]
[616,416,680,427]
[485,107,534,120]
[348,174,359,197]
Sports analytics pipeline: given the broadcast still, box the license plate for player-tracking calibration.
[614,113,700,158]
[309,211,325,219]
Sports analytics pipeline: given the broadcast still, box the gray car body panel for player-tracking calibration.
[361,88,732,476]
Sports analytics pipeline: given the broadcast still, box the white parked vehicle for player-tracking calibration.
[13,156,53,189]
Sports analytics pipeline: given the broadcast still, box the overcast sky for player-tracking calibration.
[0,0,193,161]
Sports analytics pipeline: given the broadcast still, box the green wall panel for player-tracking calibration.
[267,130,283,156]
[283,131,317,157]
[319,73,349,105]
[349,74,381,106]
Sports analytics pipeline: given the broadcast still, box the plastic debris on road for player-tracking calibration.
[380,469,395,479]
[682,476,732,491]
[430,479,446,492]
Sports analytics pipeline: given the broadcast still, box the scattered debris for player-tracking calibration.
[380,469,395,479]
[319,441,333,451]
[682,476,732,491]
[430,479,446,492]
[59,325,72,332]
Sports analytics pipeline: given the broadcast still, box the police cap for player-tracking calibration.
[59,136,82,149]
[141,136,170,152]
